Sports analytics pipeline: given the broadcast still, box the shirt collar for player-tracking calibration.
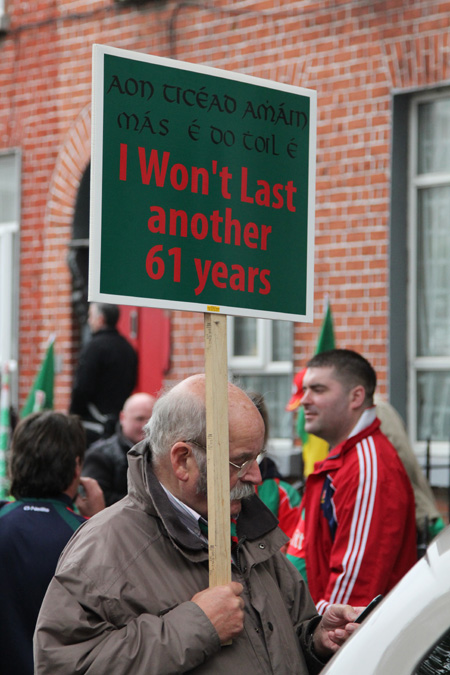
[159,483,208,543]
[347,406,377,440]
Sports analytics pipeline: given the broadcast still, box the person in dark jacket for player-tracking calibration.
[0,411,104,675]
[82,392,156,505]
[70,302,138,446]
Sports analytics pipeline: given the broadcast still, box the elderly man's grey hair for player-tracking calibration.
[144,384,206,462]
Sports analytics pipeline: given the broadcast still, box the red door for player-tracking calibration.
[117,306,170,397]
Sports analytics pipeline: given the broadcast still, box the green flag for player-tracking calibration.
[21,338,55,418]
[314,300,335,355]
[0,363,11,499]
[296,302,336,474]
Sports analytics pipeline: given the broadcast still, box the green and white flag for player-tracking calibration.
[21,337,55,418]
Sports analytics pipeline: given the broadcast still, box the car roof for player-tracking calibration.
[321,525,450,674]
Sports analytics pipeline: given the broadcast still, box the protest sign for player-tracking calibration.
[90,45,316,322]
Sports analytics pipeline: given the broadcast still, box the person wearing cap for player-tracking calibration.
[286,349,417,614]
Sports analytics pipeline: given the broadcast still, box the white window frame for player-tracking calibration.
[227,317,296,474]
[228,318,266,371]
[407,90,450,484]
[228,318,292,376]
[0,0,10,32]
[0,149,21,407]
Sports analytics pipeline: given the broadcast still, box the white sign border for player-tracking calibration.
[90,44,316,323]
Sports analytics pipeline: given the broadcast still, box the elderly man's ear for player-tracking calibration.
[170,442,196,482]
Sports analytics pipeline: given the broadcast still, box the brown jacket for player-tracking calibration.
[34,442,325,674]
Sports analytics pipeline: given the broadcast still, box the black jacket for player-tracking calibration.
[70,328,138,425]
[82,431,133,506]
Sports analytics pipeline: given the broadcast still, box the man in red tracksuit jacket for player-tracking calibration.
[287,349,417,615]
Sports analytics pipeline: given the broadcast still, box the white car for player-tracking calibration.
[321,525,450,674]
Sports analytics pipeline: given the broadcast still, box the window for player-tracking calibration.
[0,150,21,404]
[414,625,450,674]
[228,317,295,473]
[0,0,10,33]
[408,92,450,481]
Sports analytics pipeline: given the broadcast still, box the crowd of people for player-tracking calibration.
[0,304,445,674]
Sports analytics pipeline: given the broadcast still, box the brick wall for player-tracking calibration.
[1,0,450,409]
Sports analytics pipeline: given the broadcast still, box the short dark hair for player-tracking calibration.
[9,411,86,499]
[96,303,120,328]
[307,349,377,406]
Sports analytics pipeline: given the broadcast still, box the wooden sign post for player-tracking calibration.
[204,312,231,588]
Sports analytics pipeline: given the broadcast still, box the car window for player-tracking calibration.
[414,626,450,674]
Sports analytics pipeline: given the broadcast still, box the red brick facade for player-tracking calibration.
[1,0,450,411]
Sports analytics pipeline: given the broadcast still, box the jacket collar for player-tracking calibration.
[127,441,279,554]
[8,493,76,508]
[314,413,381,472]
[346,406,377,441]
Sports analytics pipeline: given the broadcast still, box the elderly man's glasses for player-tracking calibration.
[183,440,264,478]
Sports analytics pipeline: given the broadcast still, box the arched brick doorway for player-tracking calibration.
[46,105,170,406]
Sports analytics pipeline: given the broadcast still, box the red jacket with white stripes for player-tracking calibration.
[291,413,417,614]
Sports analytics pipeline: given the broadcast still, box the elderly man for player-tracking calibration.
[82,392,156,506]
[34,375,360,674]
[287,350,417,615]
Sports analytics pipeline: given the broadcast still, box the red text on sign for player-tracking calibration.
[194,259,271,296]
[240,167,297,212]
[147,205,272,251]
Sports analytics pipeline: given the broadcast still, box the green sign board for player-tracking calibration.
[90,45,316,321]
